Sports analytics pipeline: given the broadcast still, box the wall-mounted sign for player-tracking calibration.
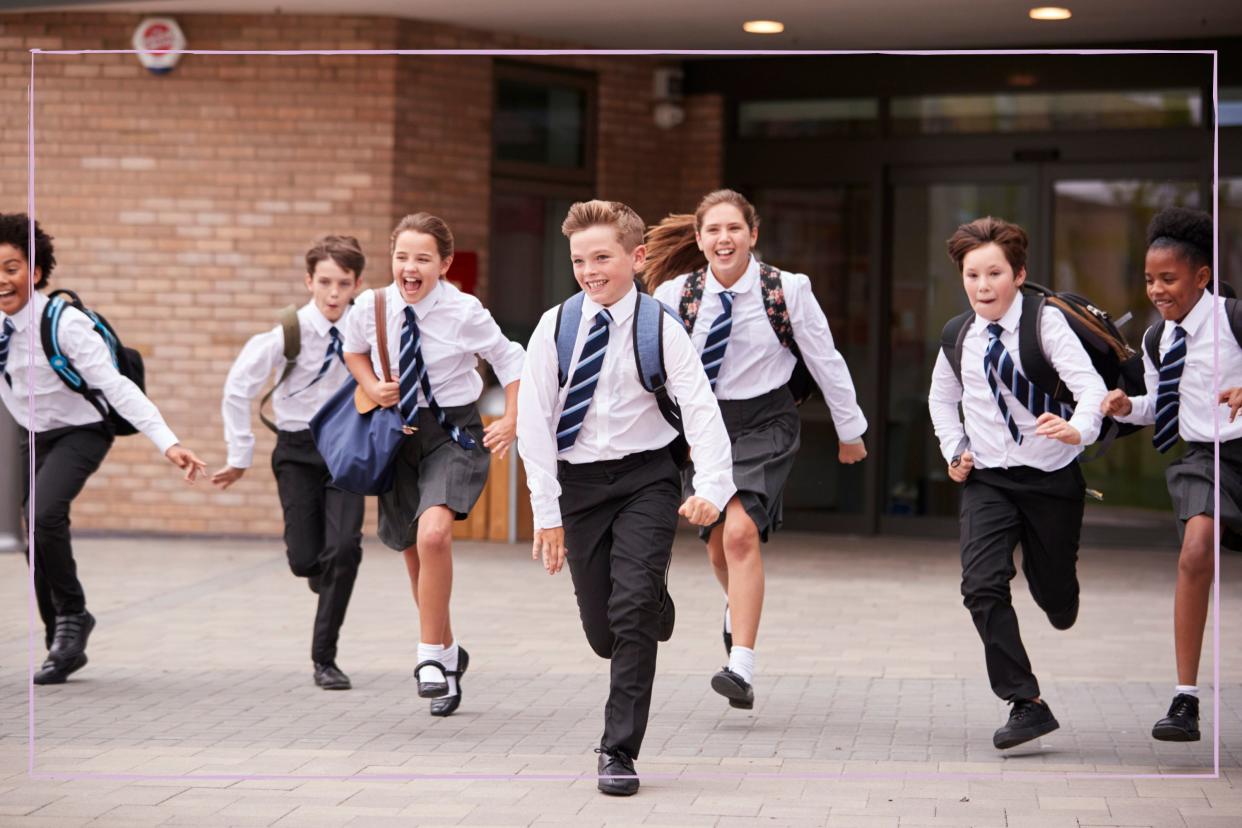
[133,18,185,75]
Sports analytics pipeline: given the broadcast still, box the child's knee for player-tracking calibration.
[722,515,759,558]
[417,522,453,556]
[1178,540,1214,580]
[33,505,68,534]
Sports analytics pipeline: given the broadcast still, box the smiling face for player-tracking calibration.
[0,243,36,316]
[392,230,452,305]
[1145,245,1210,323]
[569,224,645,308]
[696,202,757,285]
[961,242,1025,322]
[305,257,360,323]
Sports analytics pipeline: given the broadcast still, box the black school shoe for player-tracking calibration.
[1152,693,1200,742]
[32,653,88,685]
[595,748,639,796]
[711,666,754,710]
[431,646,470,717]
[414,660,449,698]
[48,610,95,664]
[313,662,351,690]
[993,698,1060,749]
[1046,597,1079,631]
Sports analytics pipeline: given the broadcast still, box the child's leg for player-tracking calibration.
[1016,480,1084,632]
[271,433,328,580]
[705,526,729,592]
[720,497,763,650]
[311,486,365,667]
[400,545,455,645]
[412,505,455,647]
[1174,514,1215,686]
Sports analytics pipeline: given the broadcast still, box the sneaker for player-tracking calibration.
[48,610,95,664]
[1152,693,1200,742]
[595,747,639,796]
[993,698,1060,749]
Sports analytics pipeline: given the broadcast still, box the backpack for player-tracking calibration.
[554,290,689,466]
[258,304,301,433]
[677,262,815,405]
[1141,296,1242,368]
[40,289,146,437]
[939,282,1146,458]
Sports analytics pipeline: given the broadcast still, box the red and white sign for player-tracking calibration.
[133,18,185,75]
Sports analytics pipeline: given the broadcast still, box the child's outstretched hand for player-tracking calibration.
[166,445,208,484]
[678,496,719,527]
[210,466,246,490]
[1220,387,1242,422]
[483,415,516,458]
[1035,412,1081,445]
[1100,388,1132,418]
[948,449,973,483]
[838,439,867,464]
[532,527,566,575]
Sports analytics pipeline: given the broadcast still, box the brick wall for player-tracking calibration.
[0,12,724,537]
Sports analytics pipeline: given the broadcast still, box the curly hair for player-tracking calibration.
[0,213,56,289]
[1147,206,1212,272]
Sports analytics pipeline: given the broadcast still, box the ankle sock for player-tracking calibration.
[1176,684,1199,698]
[728,646,755,684]
[416,642,446,684]
[442,641,459,695]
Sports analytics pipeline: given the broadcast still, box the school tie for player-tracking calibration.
[1152,325,1187,454]
[0,318,12,387]
[292,326,343,395]
[700,290,734,390]
[556,309,611,453]
[983,322,1071,445]
[399,307,476,449]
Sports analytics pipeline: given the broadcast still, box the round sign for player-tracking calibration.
[133,18,186,75]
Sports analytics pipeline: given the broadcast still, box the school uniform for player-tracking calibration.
[1,292,179,650]
[516,284,734,762]
[653,256,867,540]
[342,280,524,550]
[222,302,364,667]
[927,293,1106,702]
[1113,292,1242,549]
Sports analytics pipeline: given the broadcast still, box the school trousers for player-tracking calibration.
[19,422,114,645]
[271,429,365,665]
[959,462,1085,702]
[559,445,681,759]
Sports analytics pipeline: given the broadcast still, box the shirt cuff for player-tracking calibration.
[227,444,254,469]
[149,427,180,456]
[691,479,737,515]
[532,496,562,531]
[833,415,868,444]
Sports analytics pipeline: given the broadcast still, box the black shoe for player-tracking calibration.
[33,653,88,685]
[595,748,639,796]
[711,667,754,710]
[313,662,351,690]
[993,698,1060,749]
[1152,693,1200,742]
[1047,597,1079,631]
[431,646,469,717]
[657,591,675,643]
[308,574,322,595]
[722,604,732,655]
[48,610,95,664]
[414,659,448,698]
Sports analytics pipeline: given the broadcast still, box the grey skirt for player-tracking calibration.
[1166,439,1242,551]
[685,385,801,543]
[377,403,490,551]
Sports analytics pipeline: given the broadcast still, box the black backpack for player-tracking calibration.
[939,282,1146,457]
[40,289,146,436]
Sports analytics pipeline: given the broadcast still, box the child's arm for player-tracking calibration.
[928,348,970,481]
[515,311,567,574]
[340,290,399,407]
[1104,336,1159,425]
[213,327,283,489]
[461,296,526,458]
[482,380,519,459]
[1036,307,1107,446]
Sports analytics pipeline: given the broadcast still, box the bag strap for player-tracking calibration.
[1016,288,1066,402]
[258,304,302,433]
[758,262,799,355]
[939,310,973,387]
[1143,322,1162,368]
[1227,297,1242,351]
[40,294,112,423]
[677,269,705,333]
[554,291,586,388]
[632,292,684,433]
[375,289,391,381]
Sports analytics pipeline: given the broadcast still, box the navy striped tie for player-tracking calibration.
[700,291,734,390]
[984,323,1071,445]
[1152,325,1187,454]
[292,326,342,395]
[0,318,12,388]
[399,307,476,450]
[556,309,611,453]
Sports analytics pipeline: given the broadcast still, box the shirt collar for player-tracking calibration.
[1176,290,1213,339]
[976,291,1023,337]
[583,283,637,327]
[6,291,45,334]
[301,302,335,336]
[706,255,759,295]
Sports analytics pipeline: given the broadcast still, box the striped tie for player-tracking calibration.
[399,307,476,450]
[984,322,1071,445]
[292,326,343,395]
[0,318,12,387]
[1152,325,1187,454]
[556,310,611,453]
[700,291,734,390]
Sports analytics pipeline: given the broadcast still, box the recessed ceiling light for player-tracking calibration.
[743,20,785,34]
[1029,6,1072,20]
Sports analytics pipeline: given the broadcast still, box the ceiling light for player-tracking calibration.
[1029,7,1072,20]
[743,20,785,34]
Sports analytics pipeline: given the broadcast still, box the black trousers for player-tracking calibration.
[960,463,1085,702]
[19,423,114,647]
[271,429,365,665]
[559,446,681,760]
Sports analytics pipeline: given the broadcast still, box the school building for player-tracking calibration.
[1,4,1241,544]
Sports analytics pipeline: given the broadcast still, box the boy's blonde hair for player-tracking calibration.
[561,200,645,252]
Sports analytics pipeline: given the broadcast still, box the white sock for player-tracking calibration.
[1176,684,1199,698]
[723,602,732,635]
[416,642,446,684]
[728,646,755,684]
[442,641,459,695]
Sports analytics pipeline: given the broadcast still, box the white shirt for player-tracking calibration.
[0,292,178,453]
[342,280,525,405]
[1114,292,1242,443]
[221,302,353,468]
[652,256,868,442]
[928,292,1107,472]
[517,285,736,530]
